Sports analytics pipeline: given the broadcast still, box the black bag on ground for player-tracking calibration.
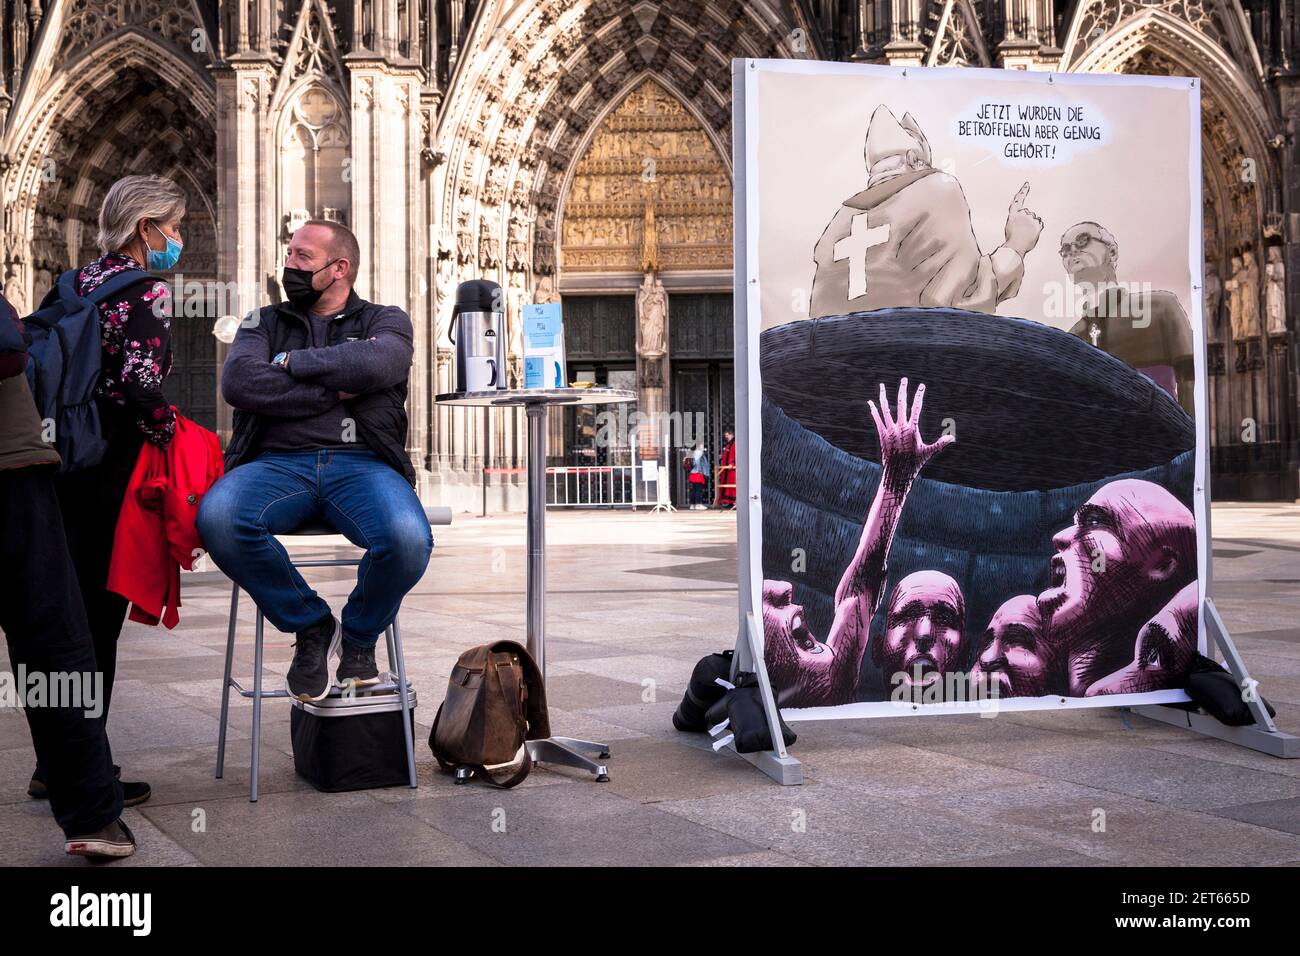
[1182,654,1276,727]
[705,672,797,754]
[290,689,416,792]
[673,649,734,732]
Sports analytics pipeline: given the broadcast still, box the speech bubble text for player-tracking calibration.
[954,100,1105,163]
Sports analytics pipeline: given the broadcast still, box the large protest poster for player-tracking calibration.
[734,59,1208,718]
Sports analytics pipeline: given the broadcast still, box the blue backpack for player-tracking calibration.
[24,266,151,472]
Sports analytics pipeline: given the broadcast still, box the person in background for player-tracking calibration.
[714,427,736,510]
[0,291,135,859]
[687,442,710,510]
[28,175,187,809]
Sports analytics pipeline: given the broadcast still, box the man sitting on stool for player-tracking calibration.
[197,220,432,702]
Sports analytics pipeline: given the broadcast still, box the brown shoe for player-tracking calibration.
[65,819,137,860]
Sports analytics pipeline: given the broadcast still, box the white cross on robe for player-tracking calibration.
[833,214,891,301]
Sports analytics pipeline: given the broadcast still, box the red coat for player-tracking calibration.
[717,439,737,505]
[107,412,224,629]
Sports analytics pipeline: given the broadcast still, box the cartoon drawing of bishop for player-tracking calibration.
[809,105,1043,318]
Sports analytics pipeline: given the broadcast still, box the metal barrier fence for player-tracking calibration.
[469,457,664,510]
[546,464,641,508]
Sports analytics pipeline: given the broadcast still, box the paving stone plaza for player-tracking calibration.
[4,504,1298,867]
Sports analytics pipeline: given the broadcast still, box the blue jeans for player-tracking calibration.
[196,449,432,648]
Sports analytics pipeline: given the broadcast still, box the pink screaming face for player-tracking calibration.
[762,580,820,655]
[1038,479,1195,642]
[970,595,1061,699]
[1087,581,1199,696]
[878,570,966,692]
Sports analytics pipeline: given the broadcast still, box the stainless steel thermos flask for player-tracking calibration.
[450,279,507,392]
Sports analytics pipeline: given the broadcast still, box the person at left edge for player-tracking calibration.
[0,291,134,860]
[29,175,186,809]
[197,220,432,704]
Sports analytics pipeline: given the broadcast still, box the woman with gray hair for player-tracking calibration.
[27,175,188,813]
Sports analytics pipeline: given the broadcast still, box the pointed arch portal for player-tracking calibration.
[558,78,732,280]
[3,23,219,428]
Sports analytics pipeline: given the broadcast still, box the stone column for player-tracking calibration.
[346,57,430,496]
[213,59,276,444]
[881,0,925,64]
[635,270,671,466]
[995,0,1061,70]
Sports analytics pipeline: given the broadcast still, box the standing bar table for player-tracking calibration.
[435,387,637,781]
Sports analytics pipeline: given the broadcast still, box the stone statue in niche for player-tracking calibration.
[532,274,559,305]
[1266,246,1287,337]
[636,270,667,358]
[1224,253,1239,326]
[534,233,555,275]
[1203,259,1222,345]
[456,208,475,265]
[506,207,530,273]
[1235,250,1262,340]
[478,210,501,270]
[3,266,25,315]
[507,272,528,387]
[1225,253,1244,372]
[1235,250,1264,370]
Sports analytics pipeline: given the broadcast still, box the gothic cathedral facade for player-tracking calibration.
[1,1,1297,504]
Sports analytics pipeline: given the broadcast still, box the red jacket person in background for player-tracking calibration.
[714,427,736,509]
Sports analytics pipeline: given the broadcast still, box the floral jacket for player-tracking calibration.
[77,252,175,447]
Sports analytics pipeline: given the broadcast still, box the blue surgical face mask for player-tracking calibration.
[146,221,183,271]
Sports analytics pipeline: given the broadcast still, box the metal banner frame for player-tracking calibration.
[729,57,1297,784]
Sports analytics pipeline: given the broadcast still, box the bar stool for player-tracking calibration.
[214,506,452,802]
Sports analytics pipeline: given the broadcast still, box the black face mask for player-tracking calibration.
[281,259,339,311]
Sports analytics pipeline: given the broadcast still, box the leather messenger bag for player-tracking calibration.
[429,640,550,788]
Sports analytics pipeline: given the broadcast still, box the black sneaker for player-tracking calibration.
[66,818,137,860]
[337,640,380,689]
[287,614,340,702]
[30,765,148,806]
[120,778,151,808]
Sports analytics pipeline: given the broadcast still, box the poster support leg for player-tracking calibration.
[650,436,676,513]
[724,612,803,785]
[1132,597,1298,757]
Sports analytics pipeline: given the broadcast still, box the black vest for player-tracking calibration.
[223,294,416,486]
